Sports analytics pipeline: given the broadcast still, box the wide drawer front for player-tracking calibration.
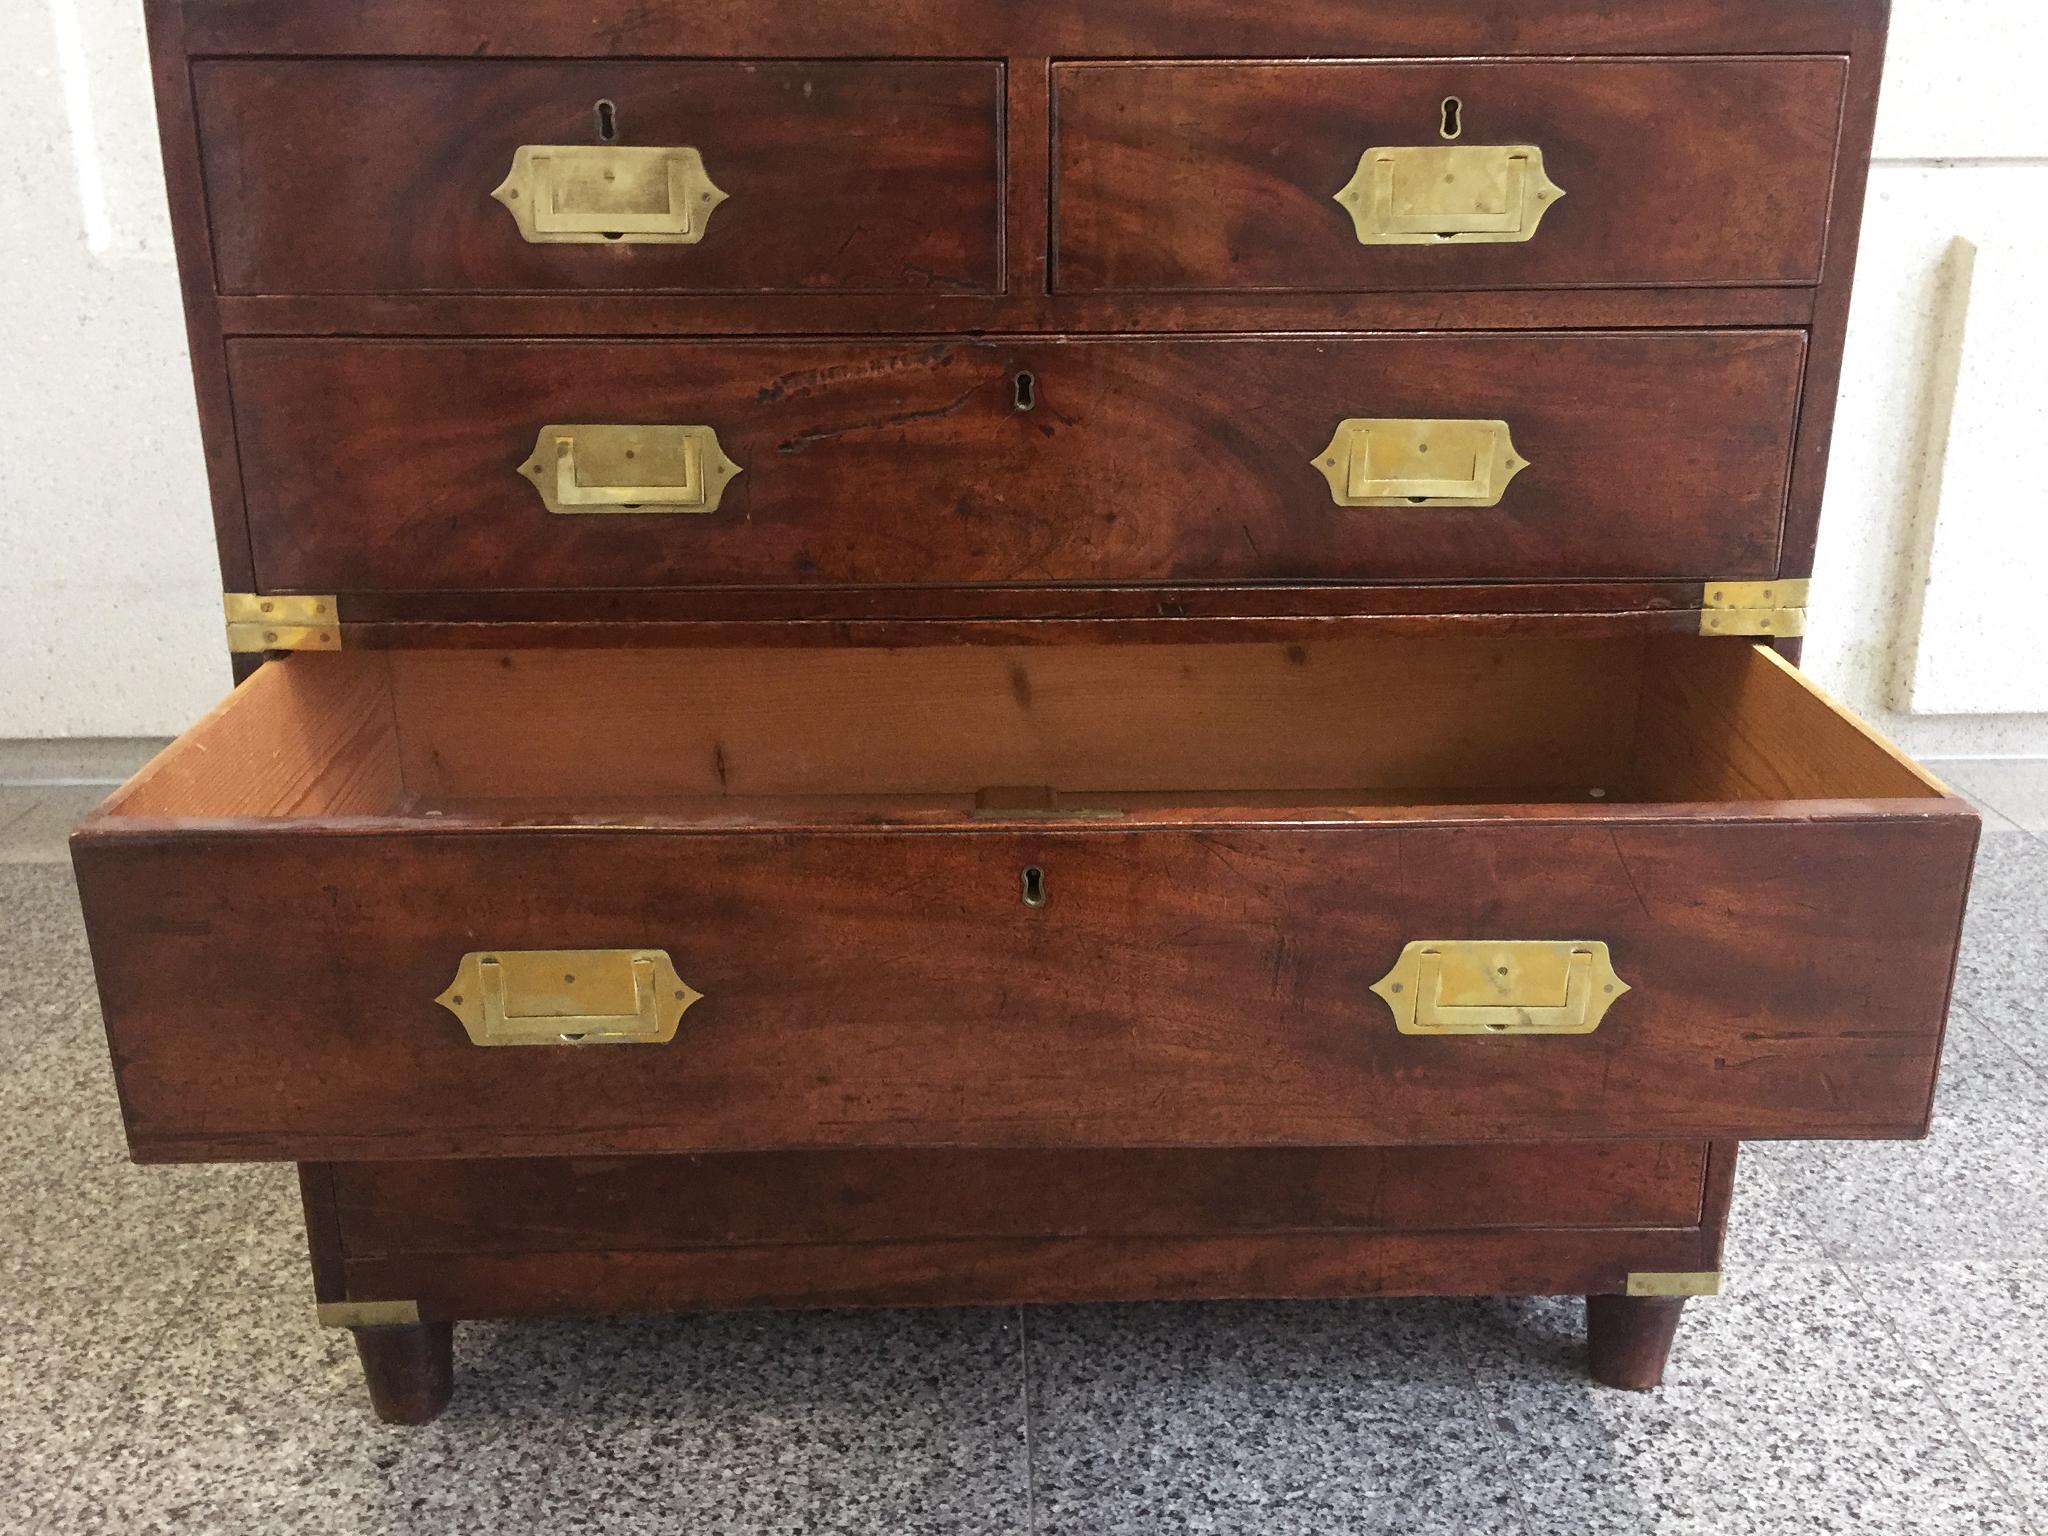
[75,638,1975,1162]
[228,331,1803,590]
[1054,57,1847,292]
[334,1143,1714,1254]
[192,60,1003,295]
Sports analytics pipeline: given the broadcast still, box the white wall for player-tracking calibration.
[1805,1,2048,756]
[1,0,225,737]
[4,0,2046,750]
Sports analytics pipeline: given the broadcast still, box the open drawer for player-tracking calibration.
[73,636,1977,1163]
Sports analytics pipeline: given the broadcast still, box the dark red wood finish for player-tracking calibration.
[350,1323,455,1425]
[137,0,1891,631]
[330,1143,1713,1253]
[228,332,1804,592]
[340,1231,1714,1317]
[78,812,1971,1164]
[304,1144,1731,1335]
[213,287,1817,338]
[195,60,1004,297]
[1587,1294,1690,1389]
[1054,58,1847,293]
[113,0,1922,1413]
[174,0,1879,58]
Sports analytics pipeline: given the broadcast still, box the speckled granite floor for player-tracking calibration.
[2,773,2045,1535]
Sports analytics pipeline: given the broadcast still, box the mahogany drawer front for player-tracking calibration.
[333,1144,1712,1255]
[228,331,1804,591]
[75,638,1975,1164]
[192,60,1003,296]
[1054,58,1847,293]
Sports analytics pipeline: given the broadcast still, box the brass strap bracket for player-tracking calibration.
[1698,579,1809,638]
[316,1300,421,1329]
[225,593,341,653]
[1626,1271,1723,1298]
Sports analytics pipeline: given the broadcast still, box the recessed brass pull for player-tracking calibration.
[1370,940,1629,1036]
[492,144,727,244]
[518,424,742,515]
[1312,418,1527,508]
[1335,144,1564,246]
[435,949,703,1046]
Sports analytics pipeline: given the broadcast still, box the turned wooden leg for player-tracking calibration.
[351,1321,455,1425]
[1586,1294,1686,1390]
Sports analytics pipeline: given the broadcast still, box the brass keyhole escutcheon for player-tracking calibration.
[1440,96,1463,140]
[1021,866,1047,908]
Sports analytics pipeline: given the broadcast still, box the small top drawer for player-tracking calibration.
[192,60,1003,296]
[1053,58,1847,293]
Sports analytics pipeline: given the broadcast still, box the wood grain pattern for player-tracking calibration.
[105,654,402,819]
[332,1143,1711,1255]
[380,639,1644,802]
[210,286,1818,340]
[339,1227,1717,1317]
[1630,641,1945,803]
[174,0,1880,59]
[1586,1294,1689,1389]
[139,0,1896,635]
[112,1,1937,1400]
[227,332,1804,592]
[1782,3,1891,573]
[195,60,1003,297]
[310,579,1718,649]
[1055,58,1847,293]
[78,637,1952,817]
[350,1323,454,1425]
[142,0,254,588]
[76,812,1973,1162]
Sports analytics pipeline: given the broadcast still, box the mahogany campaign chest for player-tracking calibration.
[76,0,1975,1423]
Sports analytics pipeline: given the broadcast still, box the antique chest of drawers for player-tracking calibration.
[76,0,1974,1422]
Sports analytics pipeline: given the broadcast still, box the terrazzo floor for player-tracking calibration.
[2,767,2044,1534]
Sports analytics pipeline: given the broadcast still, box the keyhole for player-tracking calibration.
[1013,370,1036,412]
[595,99,620,143]
[1440,96,1463,140]
[1021,865,1047,908]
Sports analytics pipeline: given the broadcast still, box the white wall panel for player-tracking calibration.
[0,0,224,737]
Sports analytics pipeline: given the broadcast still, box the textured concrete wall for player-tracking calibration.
[1805,3,2048,756]
[4,0,2044,751]
[1,0,224,736]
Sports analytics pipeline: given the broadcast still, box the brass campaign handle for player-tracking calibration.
[1370,940,1629,1036]
[1311,418,1528,508]
[1335,144,1564,246]
[435,949,704,1046]
[492,144,728,244]
[518,425,743,514]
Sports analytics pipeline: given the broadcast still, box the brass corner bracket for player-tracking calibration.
[225,593,341,653]
[1626,1271,1723,1298]
[1698,579,1809,638]
[316,1300,421,1329]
